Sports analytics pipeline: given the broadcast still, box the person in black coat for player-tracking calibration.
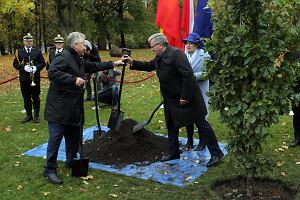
[83,40,101,101]
[124,33,224,167]
[290,52,300,147]
[43,32,123,184]
[13,33,46,123]
[47,34,65,69]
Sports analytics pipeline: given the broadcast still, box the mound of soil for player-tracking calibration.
[212,176,297,200]
[83,119,169,168]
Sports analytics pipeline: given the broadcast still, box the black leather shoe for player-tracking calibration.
[33,116,40,123]
[161,155,180,162]
[194,142,206,151]
[290,140,300,147]
[21,115,33,123]
[206,152,224,167]
[43,172,63,184]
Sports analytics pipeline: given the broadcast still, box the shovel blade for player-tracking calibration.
[107,110,124,132]
[132,120,148,134]
[72,157,89,177]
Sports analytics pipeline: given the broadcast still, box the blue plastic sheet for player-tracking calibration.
[23,126,227,187]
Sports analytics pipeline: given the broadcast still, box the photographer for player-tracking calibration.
[83,40,101,101]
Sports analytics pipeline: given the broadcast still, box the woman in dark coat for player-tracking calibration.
[125,33,224,167]
[43,32,123,184]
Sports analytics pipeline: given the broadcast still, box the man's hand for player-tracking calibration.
[24,65,33,73]
[75,77,85,87]
[113,60,124,66]
[122,56,133,64]
[32,66,37,73]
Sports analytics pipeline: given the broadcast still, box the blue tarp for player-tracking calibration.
[22,126,227,187]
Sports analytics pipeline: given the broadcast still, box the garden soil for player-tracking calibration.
[83,119,169,168]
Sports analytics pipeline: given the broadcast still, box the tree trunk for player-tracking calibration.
[246,168,254,197]
[55,0,75,36]
[95,14,107,50]
[0,42,6,55]
[42,0,47,53]
[117,2,126,48]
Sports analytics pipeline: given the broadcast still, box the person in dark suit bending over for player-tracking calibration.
[123,33,224,167]
[13,33,46,123]
[43,32,123,184]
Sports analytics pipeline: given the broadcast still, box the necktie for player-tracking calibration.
[27,48,31,54]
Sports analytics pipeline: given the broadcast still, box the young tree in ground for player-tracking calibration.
[207,0,300,196]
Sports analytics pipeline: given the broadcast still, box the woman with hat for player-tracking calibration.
[182,32,211,151]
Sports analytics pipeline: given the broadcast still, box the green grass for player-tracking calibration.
[0,49,299,199]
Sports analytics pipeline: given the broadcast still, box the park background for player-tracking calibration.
[0,0,300,199]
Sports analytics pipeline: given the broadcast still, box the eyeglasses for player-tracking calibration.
[150,43,160,48]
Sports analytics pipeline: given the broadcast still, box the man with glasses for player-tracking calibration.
[123,33,224,167]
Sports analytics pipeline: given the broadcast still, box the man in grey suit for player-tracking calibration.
[124,33,224,167]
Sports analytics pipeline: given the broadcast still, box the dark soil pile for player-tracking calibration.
[212,176,297,200]
[83,119,169,168]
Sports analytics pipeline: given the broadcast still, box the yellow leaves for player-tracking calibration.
[279,172,287,176]
[43,192,50,196]
[275,145,288,152]
[276,161,284,167]
[109,193,118,198]
[295,162,300,165]
[14,161,20,167]
[81,175,94,180]
[16,184,23,190]
[5,126,11,132]
[32,128,37,132]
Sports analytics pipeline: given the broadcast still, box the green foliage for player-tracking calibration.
[206,0,300,180]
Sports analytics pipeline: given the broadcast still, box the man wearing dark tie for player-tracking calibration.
[13,33,46,123]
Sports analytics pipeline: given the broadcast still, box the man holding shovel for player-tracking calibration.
[43,32,123,184]
[123,33,224,167]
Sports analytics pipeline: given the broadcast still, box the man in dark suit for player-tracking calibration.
[13,33,46,123]
[47,34,64,69]
[43,31,123,184]
[124,33,224,167]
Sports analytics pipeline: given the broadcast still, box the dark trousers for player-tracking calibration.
[167,114,222,157]
[20,81,40,114]
[292,105,300,140]
[44,121,80,173]
[98,85,119,107]
[186,124,204,145]
[85,80,92,100]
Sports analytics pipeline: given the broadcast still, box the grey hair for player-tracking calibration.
[148,33,168,46]
[66,32,86,48]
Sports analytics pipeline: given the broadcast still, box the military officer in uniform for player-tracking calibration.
[47,34,64,69]
[13,33,46,123]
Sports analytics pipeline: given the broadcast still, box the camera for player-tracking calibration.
[122,48,131,57]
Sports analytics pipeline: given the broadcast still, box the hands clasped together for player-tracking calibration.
[24,65,37,73]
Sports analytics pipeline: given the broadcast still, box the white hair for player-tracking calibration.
[66,32,86,48]
[148,33,168,46]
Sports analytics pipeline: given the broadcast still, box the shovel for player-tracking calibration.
[107,63,126,132]
[132,100,164,134]
[72,92,89,177]
[92,73,105,143]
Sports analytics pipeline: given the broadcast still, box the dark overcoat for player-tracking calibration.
[13,47,46,83]
[44,47,114,126]
[130,45,207,128]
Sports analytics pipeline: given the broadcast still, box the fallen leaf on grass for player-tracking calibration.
[281,145,288,150]
[5,127,11,132]
[276,161,284,167]
[15,161,20,167]
[43,192,50,196]
[109,193,118,198]
[295,162,300,165]
[16,185,23,190]
[279,172,287,176]
[32,128,37,132]
[81,175,93,180]
[83,181,89,185]
[113,184,119,187]
[276,148,285,152]
[281,122,287,126]
[80,188,86,192]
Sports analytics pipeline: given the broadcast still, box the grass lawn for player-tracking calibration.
[0,50,299,199]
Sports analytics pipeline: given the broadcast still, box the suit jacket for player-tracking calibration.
[44,47,114,126]
[13,47,46,83]
[130,45,207,128]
